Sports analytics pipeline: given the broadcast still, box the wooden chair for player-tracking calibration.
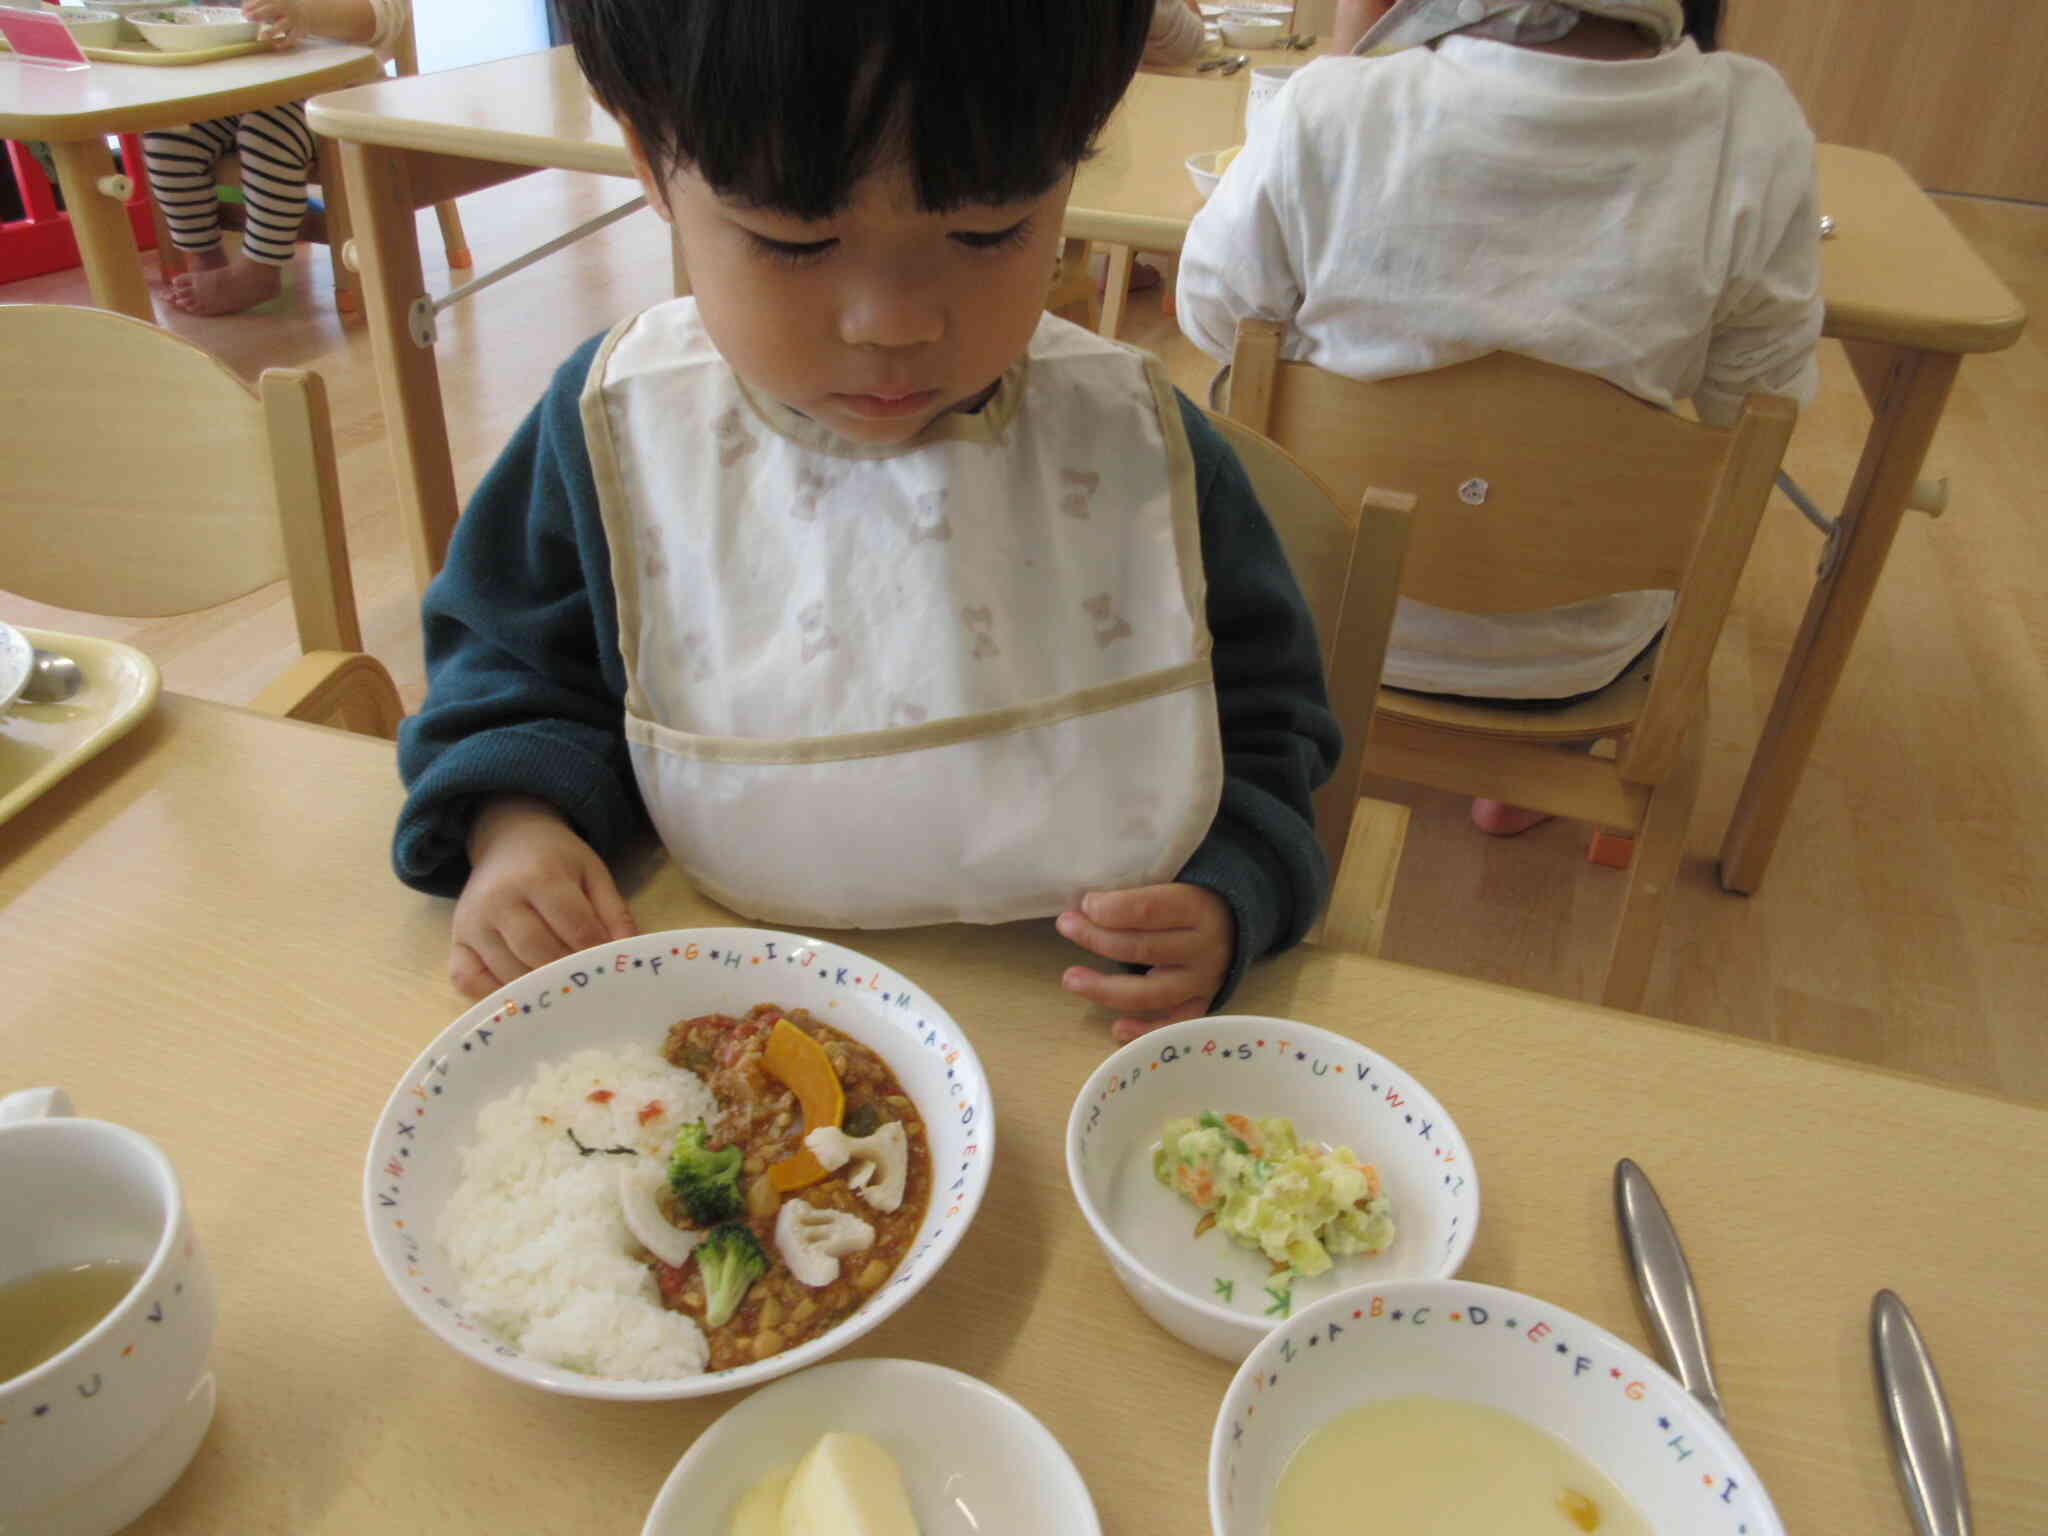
[1203,410,1416,955]
[0,304,404,740]
[147,14,470,313]
[1224,318,1797,1007]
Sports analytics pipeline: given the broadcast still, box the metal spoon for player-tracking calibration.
[1614,1158,1727,1423]
[23,648,85,704]
[1872,1290,1973,1536]
[1198,52,1249,72]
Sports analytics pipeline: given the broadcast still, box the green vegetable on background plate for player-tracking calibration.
[1152,1110,1394,1277]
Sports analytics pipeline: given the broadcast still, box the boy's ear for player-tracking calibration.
[619,123,675,225]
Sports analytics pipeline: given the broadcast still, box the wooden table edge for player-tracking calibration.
[0,47,381,139]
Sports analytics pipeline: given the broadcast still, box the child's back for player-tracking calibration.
[1177,1,1821,701]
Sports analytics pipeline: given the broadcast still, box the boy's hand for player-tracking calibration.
[242,0,305,48]
[1057,883,1233,1043]
[448,796,637,999]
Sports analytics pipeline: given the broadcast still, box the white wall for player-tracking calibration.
[412,0,552,74]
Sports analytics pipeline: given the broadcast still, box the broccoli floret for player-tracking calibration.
[667,1120,743,1226]
[696,1222,768,1329]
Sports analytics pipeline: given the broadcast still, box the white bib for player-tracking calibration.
[582,304,1223,928]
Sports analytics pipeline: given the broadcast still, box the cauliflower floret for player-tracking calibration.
[803,1121,908,1213]
[774,1198,877,1287]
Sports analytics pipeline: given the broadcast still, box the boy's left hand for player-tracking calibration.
[1057,883,1233,1044]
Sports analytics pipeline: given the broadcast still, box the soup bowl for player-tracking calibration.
[127,5,255,49]
[362,927,994,1401]
[1066,1016,1477,1363]
[1210,1278,1786,1536]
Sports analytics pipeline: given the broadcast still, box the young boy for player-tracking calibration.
[393,0,1342,1043]
[1185,0,1821,834]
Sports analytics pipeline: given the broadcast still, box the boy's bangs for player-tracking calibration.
[569,1,1150,218]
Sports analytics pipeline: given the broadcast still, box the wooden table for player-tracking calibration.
[306,51,2027,892]
[4,691,2045,1533]
[0,40,380,320]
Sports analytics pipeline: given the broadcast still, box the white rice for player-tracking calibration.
[438,1040,719,1379]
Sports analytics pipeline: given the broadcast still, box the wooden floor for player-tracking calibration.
[8,173,2044,1102]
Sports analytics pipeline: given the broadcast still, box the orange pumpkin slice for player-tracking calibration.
[763,1017,845,1193]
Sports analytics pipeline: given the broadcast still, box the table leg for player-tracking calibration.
[1717,344,1961,893]
[46,137,152,322]
[339,138,459,594]
[1098,243,1135,340]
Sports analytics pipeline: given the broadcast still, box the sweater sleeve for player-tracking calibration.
[1694,64,1824,425]
[1174,75,1308,364]
[1173,392,1343,1006]
[391,333,645,897]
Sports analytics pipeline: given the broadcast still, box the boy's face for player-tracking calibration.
[629,135,1072,447]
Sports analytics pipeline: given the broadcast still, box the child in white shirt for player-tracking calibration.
[1179,0,1821,833]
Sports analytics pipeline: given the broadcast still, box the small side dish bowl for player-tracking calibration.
[0,621,32,715]
[1065,1016,1477,1363]
[642,1357,1100,1535]
[52,7,124,46]
[127,5,256,49]
[1219,13,1286,47]
[1186,150,1225,201]
[1211,1278,1786,1536]
[362,927,995,1402]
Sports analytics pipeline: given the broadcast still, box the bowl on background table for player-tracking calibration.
[1185,149,1233,201]
[50,7,124,46]
[80,0,192,40]
[642,1357,1100,1535]
[0,621,32,715]
[362,927,995,1402]
[1066,1015,1478,1363]
[1210,1277,1786,1536]
[1218,13,1286,48]
[126,4,255,49]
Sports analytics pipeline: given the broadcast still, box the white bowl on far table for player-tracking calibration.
[1211,1278,1787,1536]
[85,0,189,40]
[1065,1015,1478,1364]
[642,1357,1100,1536]
[1185,149,1230,201]
[127,5,255,50]
[1219,13,1287,47]
[51,7,123,46]
[361,927,995,1402]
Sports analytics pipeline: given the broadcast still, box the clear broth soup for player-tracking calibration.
[1271,1394,1652,1534]
[0,1258,144,1382]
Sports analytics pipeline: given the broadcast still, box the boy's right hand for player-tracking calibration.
[448,795,637,999]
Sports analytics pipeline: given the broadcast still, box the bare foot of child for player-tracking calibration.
[1470,798,1553,837]
[166,249,283,316]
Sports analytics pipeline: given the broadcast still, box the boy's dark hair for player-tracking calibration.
[1681,0,1720,50]
[559,0,1154,218]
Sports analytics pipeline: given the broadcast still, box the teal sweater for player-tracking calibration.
[394,334,1341,1005]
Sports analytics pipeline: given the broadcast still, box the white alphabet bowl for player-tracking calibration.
[362,928,994,1401]
[1211,1278,1785,1536]
[1065,1016,1477,1364]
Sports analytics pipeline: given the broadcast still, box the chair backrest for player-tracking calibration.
[1226,318,1795,782]
[1204,411,1413,884]
[0,303,364,658]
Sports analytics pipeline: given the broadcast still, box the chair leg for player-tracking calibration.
[1599,722,1705,1013]
[433,198,471,271]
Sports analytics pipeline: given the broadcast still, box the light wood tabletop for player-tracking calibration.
[304,45,2025,896]
[0,40,380,320]
[3,690,2044,1533]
